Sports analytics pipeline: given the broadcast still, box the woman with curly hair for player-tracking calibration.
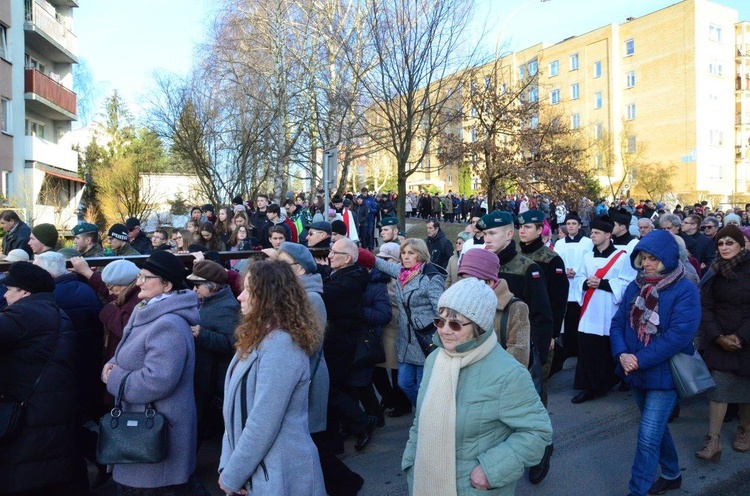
[218,259,325,496]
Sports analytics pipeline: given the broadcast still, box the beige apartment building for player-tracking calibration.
[0,0,81,228]
[396,0,748,205]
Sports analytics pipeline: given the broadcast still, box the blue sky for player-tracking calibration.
[75,0,750,122]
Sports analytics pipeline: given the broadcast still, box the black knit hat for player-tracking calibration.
[31,223,58,248]
[136,251,188,290]
[0,262,55,294]
[715,225,745,248]
[107,223,129,241]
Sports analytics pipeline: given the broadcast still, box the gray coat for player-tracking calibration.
[220,330,325,495]
[300,273,329,434]
[375,259,445,365]
[106,290,200,488]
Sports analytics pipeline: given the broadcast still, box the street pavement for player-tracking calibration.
[94,359,750,495]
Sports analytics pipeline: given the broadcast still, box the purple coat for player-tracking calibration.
[106,290,200,488]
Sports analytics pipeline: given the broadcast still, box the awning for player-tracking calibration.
[44,169,85,183]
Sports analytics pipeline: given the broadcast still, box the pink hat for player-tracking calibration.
[457,249,499,284]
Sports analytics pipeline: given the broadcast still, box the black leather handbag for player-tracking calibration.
[352,329,387,367]
[97,372,168,465]
[405,292,437,356]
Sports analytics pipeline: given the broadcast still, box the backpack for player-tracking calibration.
[497,298,543,398]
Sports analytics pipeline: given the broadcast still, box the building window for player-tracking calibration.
[709,24,722,42]
[571,113,581,129]
[708,60,723,77]
[0,98,10,133]
[709,164,723,180]
[25,119,46,139]
[593,61,602,78]
[470,106,477,118]
[528,60,538,76]
[447,173,453,186]
[549,60,559,77]
[530,115,539,129]
[0,25,8,61]
[594,122,603,140]
[470,80,477,95]
[710,129,724,146]
[624,39,635,56]
[626,103,636,120]
[550,89,560,105]
[570,83,580,100]
[519,66,525,80]
[627,136,637,154]
[595,153,604,172]
[528,87,538,103]
[626,71,636,88]
[594,92,602,109]
[570,53,579,71]
[484,75,491,89]
[471,129,478,142]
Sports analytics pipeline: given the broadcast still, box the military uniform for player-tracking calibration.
[80,244,105,258]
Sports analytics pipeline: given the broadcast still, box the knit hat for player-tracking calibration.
[715,225,745,247]
[107,223,129,241]
[124,217,141,231]
[376,242,401,261]
[456,232,471,243]
[438,278,497,333]
[101,260,140,286]
[187,260,228,284]
[457,248,499,284]
[740,227,750,243]
[232,196,243,205]
[136,251,188,290]
[0,262,55,294]
[278,242,316,274]
[357,248,376,270]
[331,220,347,236]
[31,223,58,249]
[723,213,741,226]
[6,249,30,263]
[201,204,215,213]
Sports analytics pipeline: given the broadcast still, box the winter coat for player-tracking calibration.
[679,231,716,274]
[106,290,200,488]
[378,277,401,370]
[430,196,441,215]
[1,220,32,256]
[130,231,153,254]
[194,285,239,422]
[300,273,329,434]
[52,273,104,421]
[700,251,750,376]
[443,196,454,214]
[375,259,445,366]
[349,268,393,387]
[610,231,701,390]
[0,293,77,494]
[492,280,531,368]
[219,330,325,495]
[402,327,552,496]
[87,271,141,365]
[445,253,460,289]
[426,229,454,269]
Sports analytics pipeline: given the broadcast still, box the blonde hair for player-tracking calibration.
[400,238,431,264]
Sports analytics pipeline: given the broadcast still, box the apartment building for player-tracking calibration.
[0,0,81,229]
[400,0,747,204]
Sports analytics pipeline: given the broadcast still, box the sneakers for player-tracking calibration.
[648,475,682,495]
[528,444,553,484]
[733,425,750,452]
[695,434,722,462]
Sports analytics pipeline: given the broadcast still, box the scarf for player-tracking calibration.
[630,264,684,345]
[398,262,423,288]
[413,334,497,496]
[710,249,748,280]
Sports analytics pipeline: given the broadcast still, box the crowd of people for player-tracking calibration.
[0,191,749,496]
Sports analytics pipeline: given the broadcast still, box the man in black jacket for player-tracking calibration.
[425,219,453,269]
[0,210,33,257]
[125,217,153,254]
[680,214,716,275]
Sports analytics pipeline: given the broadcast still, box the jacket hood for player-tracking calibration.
[428,229,447,242]
[300,272,324,294]
[631,230,679,273]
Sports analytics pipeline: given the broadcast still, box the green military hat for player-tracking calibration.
[72,222,98,236]
[516,209,545,225]
[476,211,514,231]
[378,216,399,228]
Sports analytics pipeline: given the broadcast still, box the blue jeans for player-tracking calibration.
[629,388,680,496]
[398,362,424,407]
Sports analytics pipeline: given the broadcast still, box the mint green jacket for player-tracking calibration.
[402,329,552,495]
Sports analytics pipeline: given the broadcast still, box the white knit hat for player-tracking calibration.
[438,278,497,333]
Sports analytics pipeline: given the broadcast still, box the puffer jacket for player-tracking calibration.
[610,230,701,390]
[375,259,445,365]
[700,250,750,376]
[349,268,392,387]
[402,327,552,495]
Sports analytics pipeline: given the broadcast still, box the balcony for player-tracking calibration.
[738,44,750,58]
[24,0,78,63]
[24,68,77,120]
[25,135,78,173]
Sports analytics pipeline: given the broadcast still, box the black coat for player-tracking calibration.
[680,231,716,274]
[1,221,32,257]
[701,252,750,376]
[130,231,153,254]
[425,229,454,269]
[0,293,77,494]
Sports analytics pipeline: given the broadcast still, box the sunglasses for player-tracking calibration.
[433,317,473,332]
[717,240,737,247]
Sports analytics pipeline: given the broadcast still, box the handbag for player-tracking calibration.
[669,347,716,399]
[405,291,437,356]
[352,329,386,368]
[97,372,168,464]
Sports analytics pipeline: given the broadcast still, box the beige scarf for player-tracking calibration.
[413,334,498,495]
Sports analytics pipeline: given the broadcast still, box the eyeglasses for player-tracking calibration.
[136,273,161,283]
[433,317,473,332]
[330,250,348,257]
[717,240,737,247]
[701,225,716,230]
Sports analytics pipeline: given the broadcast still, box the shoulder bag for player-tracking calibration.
[352,329,386,368]
[404,290,437,356]
[669,346,716,399]
[97,371,168,464]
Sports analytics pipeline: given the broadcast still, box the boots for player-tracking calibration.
[695,434,722,461]
[733,426,750,452]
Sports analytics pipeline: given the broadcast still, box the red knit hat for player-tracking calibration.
[358,248,376,270]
